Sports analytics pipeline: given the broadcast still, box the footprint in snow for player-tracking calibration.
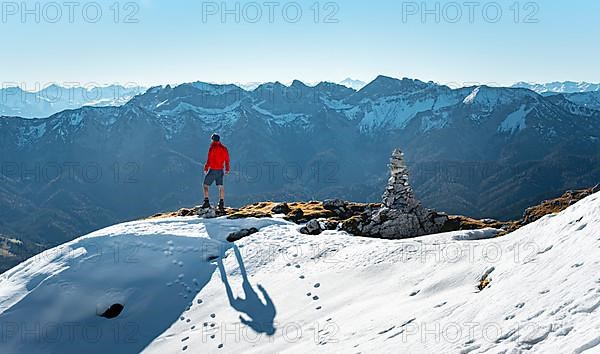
[181,336,189,342]
[434,302,447,308]
[307,292,312,297]
[572,263,584,268]
[313,295,319,301]
[299,275,305,279]
[182,345,188,351]
[378,326,396,335]
[218,344,223,349]
[515,302,525,309]
[210,313,216,318]
[314,283,320,288]
[197,299,203,304]
[409,290,420,296]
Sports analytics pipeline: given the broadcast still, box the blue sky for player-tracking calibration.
[2,0,599,88]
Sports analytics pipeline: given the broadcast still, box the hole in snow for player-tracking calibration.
[98,303,124,319]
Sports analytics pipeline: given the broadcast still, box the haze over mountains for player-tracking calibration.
[4,80,598,119]
[0,84,145,118]
[1,76,599,269]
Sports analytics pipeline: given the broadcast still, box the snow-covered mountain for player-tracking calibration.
[512,81,600,94]
[339,77,366,91]
[0,84,146,118]
[1,75,600,249]
[0,190,598,353]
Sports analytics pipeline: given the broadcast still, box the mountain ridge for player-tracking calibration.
[1,75,599,251]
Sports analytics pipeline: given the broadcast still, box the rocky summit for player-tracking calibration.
[163,149,450,240]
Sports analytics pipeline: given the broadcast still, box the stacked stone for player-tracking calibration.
[382,149,420,212]
[357,149,449,239]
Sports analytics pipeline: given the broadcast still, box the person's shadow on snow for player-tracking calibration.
[217,245,276,335]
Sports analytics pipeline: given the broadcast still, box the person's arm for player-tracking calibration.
[204,146,213,173]
[225,147,230,173]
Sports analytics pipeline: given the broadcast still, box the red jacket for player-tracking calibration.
[204,141,230,173]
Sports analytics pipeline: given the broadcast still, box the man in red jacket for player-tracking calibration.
[201,133,230,211]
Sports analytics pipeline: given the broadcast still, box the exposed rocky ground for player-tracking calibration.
[151,150,600,241]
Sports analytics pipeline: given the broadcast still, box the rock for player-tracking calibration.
[271,203,292,214]
[177,208,195,217]
[323,220,340,230]
[323,199,346,210]
[226,227,259,242]
[300,219,324,235]
[480,218,498,225]
[196,207,217,219]
[340,215,364,235]
[285,208,305,223]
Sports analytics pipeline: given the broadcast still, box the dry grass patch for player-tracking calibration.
[227,202,276,219]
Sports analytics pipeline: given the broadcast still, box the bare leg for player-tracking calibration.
[203,184,209,199]
[218,185,225,201]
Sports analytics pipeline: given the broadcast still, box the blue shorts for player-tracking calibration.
[204,169,224,186]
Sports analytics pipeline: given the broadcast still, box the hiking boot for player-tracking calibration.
[217,199,225,212]
[200,198,210,209]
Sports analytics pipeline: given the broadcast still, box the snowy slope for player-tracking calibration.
[1,193,599,353]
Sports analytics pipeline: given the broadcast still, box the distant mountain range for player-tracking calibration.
[5,80,596,119]
[1,76,599,250]
[512,81,600,93]
[0,84,145,118]
[513,81,600,111]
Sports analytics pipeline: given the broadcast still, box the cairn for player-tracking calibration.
[382,150,421,212]
[359,149,448,239]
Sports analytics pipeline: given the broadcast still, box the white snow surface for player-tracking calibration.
[1,193,600,353]
[498,105,532,134]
